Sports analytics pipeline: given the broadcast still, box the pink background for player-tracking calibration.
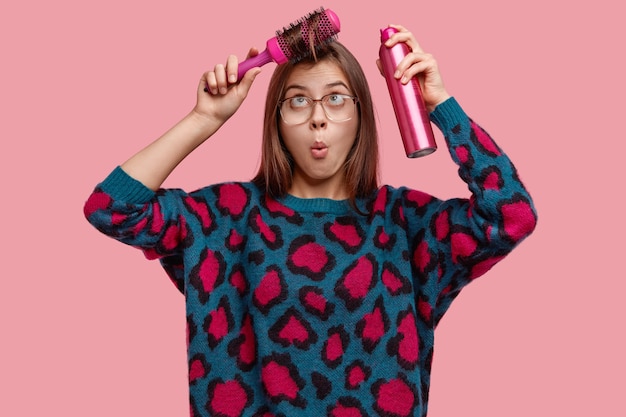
[2,0,624,415]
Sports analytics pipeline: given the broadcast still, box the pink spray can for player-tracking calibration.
[379,26,436,158]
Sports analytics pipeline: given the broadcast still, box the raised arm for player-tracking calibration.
[120,50,262,190]
[380,25,537,321]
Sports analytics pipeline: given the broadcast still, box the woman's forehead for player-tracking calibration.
[284,60,350,93]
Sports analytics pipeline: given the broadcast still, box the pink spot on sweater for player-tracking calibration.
[132,217,148,236]
[150,202,164,234]
[362,307,385,343]
[325,332,345,362]
[472,121,501,156]
[292,242,328,273]
[455,145,470,164]
[83,191,111,218]
[304,291,327,313]
[486,225,493,242]
[501,200,536,242]
[483,171,501,190]
[470,255,506,279]
[229,269,247,294]
[278,316,309,345]
[238,315,256,366]
[330,222,362,247]
[376,378,414,416]
[417,298,432,323]
[189,358,206,382]
[185,196,213,228]
[265,196,295,217]
[207,307,230,341]
[342,256,374,299]
[142,247,159,260]
[434,210,449,241]
[451,232,478,263]
[229,229,244,247]
[397,312,419,365]
[162,224,180,251]
[373,188,388,214]
[329,404,364,417]
[382,268,403,293]
[348,366,366,387]
[110,212,127,225]
[199,250,221,292]
[406,190,432,207]
[378,229,390,245]
[262,361,299,400]
[218,183,248,217]
[255,214,276,243]
[210,379,248,417]
[254,270,282,307]
[413,241,431,272]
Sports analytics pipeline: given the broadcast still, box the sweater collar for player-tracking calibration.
[278,194,352,215]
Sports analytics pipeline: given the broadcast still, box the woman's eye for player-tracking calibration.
[327,94,345,106]
[290,97,309,108]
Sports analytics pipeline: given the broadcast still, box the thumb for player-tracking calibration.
[237,67,262,95]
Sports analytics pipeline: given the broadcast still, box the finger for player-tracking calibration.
[225,55,238,84]
[205,71,218,95]
[245,47,259,60]
[396,52,433,79]
[237,67,262,97]
[401,61,430,84]
[214,64,228,94]
[389,32,424,54]
[385,24,424,53]
[388,23,409,33]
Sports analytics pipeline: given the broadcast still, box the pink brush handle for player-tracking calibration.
[237,38,285,81]
[203,39,282,92]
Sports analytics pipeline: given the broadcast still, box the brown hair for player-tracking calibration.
[251,41,380,207]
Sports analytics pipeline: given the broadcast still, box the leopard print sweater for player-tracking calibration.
[84,98,537,417]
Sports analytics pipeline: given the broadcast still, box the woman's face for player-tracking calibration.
[278,60,359,199]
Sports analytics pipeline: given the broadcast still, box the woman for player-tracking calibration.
[84,25,537,417]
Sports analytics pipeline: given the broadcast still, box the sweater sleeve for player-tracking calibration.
[83,166,192,290]
[412,98,538,321]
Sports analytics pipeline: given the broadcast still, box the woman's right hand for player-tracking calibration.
[192,48,262,125]
[118,48,262,191]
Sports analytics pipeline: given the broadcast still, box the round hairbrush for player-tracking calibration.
[205,7,340,90]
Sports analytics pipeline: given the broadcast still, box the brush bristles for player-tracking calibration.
[275,7,339,63]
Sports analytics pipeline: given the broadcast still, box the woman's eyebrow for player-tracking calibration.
[284,81,351,95]
[326,81,350,90]
[283,84,308,95]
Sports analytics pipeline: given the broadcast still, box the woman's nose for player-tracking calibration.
[309,101,327,128]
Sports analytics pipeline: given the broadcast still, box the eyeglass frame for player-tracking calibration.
[277,93,359,125]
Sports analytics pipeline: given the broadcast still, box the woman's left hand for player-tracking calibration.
[376,24,451,112]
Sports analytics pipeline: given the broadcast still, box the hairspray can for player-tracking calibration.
[379,26,436,158]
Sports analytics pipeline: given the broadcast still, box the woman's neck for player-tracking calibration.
[288,173,349,200]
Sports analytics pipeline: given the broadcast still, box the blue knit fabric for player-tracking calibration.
[84,98,537,417]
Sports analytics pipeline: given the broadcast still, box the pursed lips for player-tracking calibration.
[311,141,328,159]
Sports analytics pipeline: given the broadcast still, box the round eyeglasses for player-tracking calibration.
[278,93,358,125]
